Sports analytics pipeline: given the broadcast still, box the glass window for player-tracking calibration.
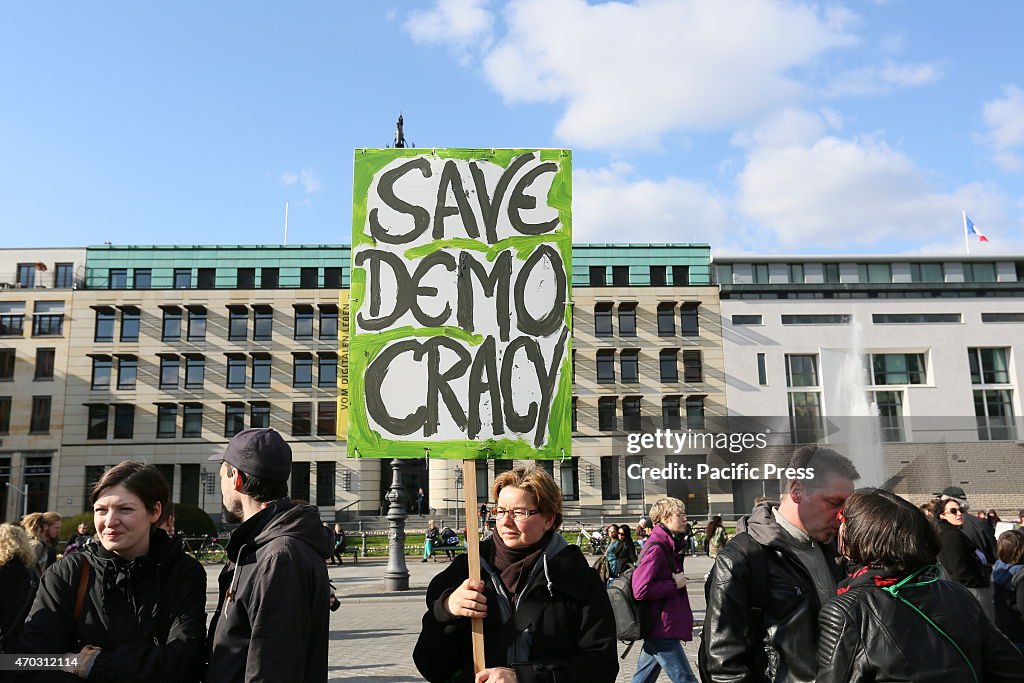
[672,265,689,286]
[753,264,770,283]
[32,312,64,337]
[133,269,151,289]
[229,307,248,341]
[858,263,892,283]
[113,405,134,439]
[120,308,140,342]
[261,267,279,289]
[680,303,699,335]
[0,349,13,381]
[757,353,767,386]
[95,308,115,342]
[594,304,613,337]
[660,350,678,382]
[292,402,312,436]
[117,356,137,390]
[975,389,1016,440]
[250,403,270,428]
[650,266,667,286]
[612,266,629,287]
[596,350,615,383]
[662,396,681,429]
[300,267,318,289]
[588,266,606,286]
[571,396,577,431]
[252,355,271,388]
[620,351,639,383]
[173,268,191,289]
[657,303,675,336]
[54,263,74,288]
[324,268,342,289]
[226,356,246,388]
[316,461,336,507]
[291,462,310,502]
[964,262,997,283]
[618,304,637,337]
[319,354,338,387]
[293,355,313,387]
[157,404,177,438]
[873,391,904,442]
[87,405,108,439]
[35,348,55,380]
[715,264,732,285]
[782,314,851,325]
[185,355,205,389]
[182,404,203,437]
[0,396,9,433]
[237,267,255,289]
[969,348,1010,384]
[559,457,579,501]
[197,268,216,289]
[225,403,245,437]
[910,263,944,282]
[732,315,762,325]
[683,350,703,383]
[870,353,927,385]
[0,314,25,337]
[598,397,617,431]
[686,396,705,429]
[788,263,804,284]
[320,306,338,339]
[109,269,127,289]
[91,357,112,390]
[30,396,51,433]
[17,263,35,288]
[622,397,641,430]
[786,354,819,387]
[824,263,840,283]
[625,455,643,499]
[294,306,314,339]
[788,392,824,443]
[253,307,273,341]
[871,313,961,324]
[187,307,207,341]
[159,356,179,389]
[162,307,181,341]
[317,401,336,436]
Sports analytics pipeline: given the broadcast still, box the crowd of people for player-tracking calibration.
[3,437,1024,682]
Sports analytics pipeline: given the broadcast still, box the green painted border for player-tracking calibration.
[349,148,573,460]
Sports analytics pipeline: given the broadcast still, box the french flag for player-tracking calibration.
[964,212,989,242]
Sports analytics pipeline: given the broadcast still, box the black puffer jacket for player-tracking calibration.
[19,530,206,682]
[699,504,844,683]
[817,569,1024,682]
[413,532,618,683]
[936,519,989,588]
[206,499,332,683]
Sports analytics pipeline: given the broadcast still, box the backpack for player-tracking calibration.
[440,527,459,546]
[606,540,671,657]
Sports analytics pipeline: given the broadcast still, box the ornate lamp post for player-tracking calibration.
[384,459,410,591]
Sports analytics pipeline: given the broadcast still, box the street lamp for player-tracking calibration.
[5,482,28,518]
[384,459,409,591]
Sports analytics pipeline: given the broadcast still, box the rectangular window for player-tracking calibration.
[786,354,819,387]
[650,266,667,286]
[963,262,997,283]
[788,263,804,284]
[618,304,637,337]
[318,354,338,387]
[159,356,179,389]
[571,396,578,431]
[0,396,9,433]
[594,304,613,337]
[31,313,63,337]
[117,356,137,390]
[224,403,245,437]
[969,348,1010,385]
[0,314,24,337]
[0,349,13,381]
[559,457,579,501]
[680,303,699,335]
[294,306,314,339]
[113,404,134,439]
[91,356,112,389]
[683,350,703,383]
[588,266,606,286]
[870,353,927,385]
[300,267,318,289]
[596,350,616,384]
[753,264,770,284]
[662,396,681,429]
[598,397,617,431]
[226,355,246,388]
[94,308,115,342]
[133,269,152,289]
[180,464,200,507]
[319,305,339,340]
[625,456,643,499]
[182,404,203,437]
[157,404,177,438]
[197,268,216,289]
[975,389,1016,440]
[857,263,892,284]
[316,461,336,507]
[317,401,337,436]
[873,391,905,442]
[982,313,1024,323]
[161,307,182,341]
[672,265,689,286]
[55,263,74,288]
[109,268,128,289]
[823,263,841,283]
[185,355,205,389]
[657,303,675,336]
[30,396,51,433]
[173,268,192,289]
[620,351,639,383]
[788,392,824,443]
[291,462,310,503]
[293,355,313,387]
[120,308,140,342]
[250,403,270,428]
[872,313,961,324]
[715,264,732,285]
[87,405,108,439]
[228,307,248,341]
[252,355,271,388]
[910,263,944,283]
[35,348,55,380]
[237,268,256,289]
[612,266,629,287]
[253,307,273,341]
[17,263,35,288]
[757,353,767,386]
[261,267,279,289]
[292,402,313,436]
[660,349,678,383]
[782,314,851,325]
[732,315,762,325]
[187,307,207,341]
[686,396,705,429]
[324,267,342,289]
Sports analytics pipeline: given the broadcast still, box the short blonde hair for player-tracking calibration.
[492,466,563,530]
[0,523,36,567]
[20,512,46,542]
[648,497,686,526]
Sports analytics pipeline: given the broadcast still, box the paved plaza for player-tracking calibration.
[201,553,714,682]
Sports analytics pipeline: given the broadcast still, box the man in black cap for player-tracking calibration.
[206,428,332,682]
[940,485,997,620]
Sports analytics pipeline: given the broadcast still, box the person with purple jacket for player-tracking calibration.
[630,497,698,683]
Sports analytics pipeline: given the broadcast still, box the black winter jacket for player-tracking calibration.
[206,499,332,683]
[0,559,37,654]
[817,569,1024,682]
[699,504,844,683]
[936,519,989,588]
[18,530,206,682]
[413,533,618,683]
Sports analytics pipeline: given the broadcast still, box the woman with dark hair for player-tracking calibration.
[615,525,638,572]
[19,461,207,681]
[817,488,1023,682]
[992,530,1024,649]
[934,497,992,610]
[703,516,727,559]
[414,466,618,683]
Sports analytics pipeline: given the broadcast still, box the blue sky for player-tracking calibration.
[2,1,1023,255]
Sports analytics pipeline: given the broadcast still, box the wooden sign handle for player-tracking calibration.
[462,459,486,674]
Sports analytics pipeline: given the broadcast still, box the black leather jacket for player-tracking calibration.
[817,571,1024,682]
[699,504,843,683]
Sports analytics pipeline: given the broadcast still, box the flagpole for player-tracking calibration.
[963,210,970,255]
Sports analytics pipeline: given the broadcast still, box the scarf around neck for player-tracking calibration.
[836,564,903,594]
[491,530,553,602]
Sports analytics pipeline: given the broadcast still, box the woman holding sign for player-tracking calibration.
[413,466,618,683]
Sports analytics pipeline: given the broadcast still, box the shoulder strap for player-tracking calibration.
[74,558,91,623]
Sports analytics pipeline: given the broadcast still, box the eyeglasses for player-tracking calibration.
[490,508,541,521]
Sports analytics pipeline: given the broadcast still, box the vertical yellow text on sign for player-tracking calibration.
[338,288,350,441]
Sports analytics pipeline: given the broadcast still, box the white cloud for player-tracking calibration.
[823,60,942,98]
[731,108,839,149]
[280,168,321,194]
[480,0,856,149]
[280,171,298,187]
[979,84,1024,172]
[404,0,494,62]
